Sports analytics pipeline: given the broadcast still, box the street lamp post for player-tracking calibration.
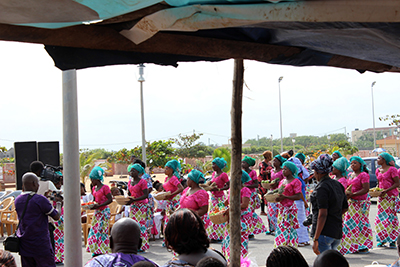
[371,81,377,150]
[278,76,283,153]
[138,64,146,163]
[292,139,295,153]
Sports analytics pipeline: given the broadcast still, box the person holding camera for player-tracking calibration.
[309,154,348,255]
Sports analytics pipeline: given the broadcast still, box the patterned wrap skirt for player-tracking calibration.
[221,213,251,264]
[274,203,299,248]
[248,191,267,235]
[206,194,227,241]
[130,202,150,251]
[86,207,111,254]
[54,214,64,263]
[267,202,278,232]
[375,195,400,244]
[338,197,373,254]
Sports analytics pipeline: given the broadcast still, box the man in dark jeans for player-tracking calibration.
[310,154,348,255]
[16,173,60,267]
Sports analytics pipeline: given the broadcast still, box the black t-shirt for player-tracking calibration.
[310,175,348,239]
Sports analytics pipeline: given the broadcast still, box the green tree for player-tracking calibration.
[79,149,105,182]
[172,133,214,158]
[212,147,231,173]
[354,131,384,150]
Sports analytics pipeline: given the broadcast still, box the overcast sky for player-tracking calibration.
[0,40,399,152]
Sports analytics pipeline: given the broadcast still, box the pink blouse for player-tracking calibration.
[227,187,252,217]
[376,167,399,197]
[245,170,258,193]
[336,177,348,190]
[180,187,209,211]
[163,175,180,193]
[348,172,370,200]
[211,172,229,198]
[271,169,284,182]
[128,179,149,204]
[278,178,302,207]
[92,184,111,211]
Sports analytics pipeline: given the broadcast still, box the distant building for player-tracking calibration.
[0,148,14,159]
[289,133,297,138]
[351,127,397,144]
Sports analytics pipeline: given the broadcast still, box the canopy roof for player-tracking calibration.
[2,0,400,72]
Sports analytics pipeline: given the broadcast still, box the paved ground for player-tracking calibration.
[7,200,399,266]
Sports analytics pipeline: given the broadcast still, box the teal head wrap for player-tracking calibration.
[332,157,350,177]
[188,169,206,184]
[379,152,395,165]
[274,155,287,167]
[242,156,256,167]
[283,161,298,177]
[333,151,343,158]
[241,170,251,184]
[350,156,369,173]
[89,166,104,182]
[55,171,63,177]
[165,160,181,178]
[212,157,227,171]
[295,153,306,163]
[128,163,145,175]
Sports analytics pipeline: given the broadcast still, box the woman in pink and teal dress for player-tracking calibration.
[206,157,229,242]
[274,161,302,248]
[163,160,184,211]
[127,163,150,251]
[338,156,373,254]
[86,166,113,256]
[375,152,400,248]
[221,170,252,263]
[266,154,287,235]
[242,156,267,237]
[180,169,209,227]
[332,157,350,190]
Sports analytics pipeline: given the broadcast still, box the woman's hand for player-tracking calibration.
[379,190,387,197]
[275,194,285,202]
[92,203,100,210]
[312,240,320,255]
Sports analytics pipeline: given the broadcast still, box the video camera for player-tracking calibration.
[40,165,63,185]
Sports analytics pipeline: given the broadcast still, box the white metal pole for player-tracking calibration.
[62,70,82,267]
[371,81,376,150]
[278,76,283,153]
[138,64,146,164]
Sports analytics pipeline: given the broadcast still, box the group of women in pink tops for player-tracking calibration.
[84,150,400,260]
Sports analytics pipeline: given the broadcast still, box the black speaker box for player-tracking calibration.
[38,142,60,167]
[14,142,38,190]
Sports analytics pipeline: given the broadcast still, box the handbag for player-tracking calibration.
[3,192,34,253]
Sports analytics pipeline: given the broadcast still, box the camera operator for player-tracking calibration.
[29,161,62,250]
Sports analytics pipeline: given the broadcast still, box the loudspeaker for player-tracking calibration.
[14,142,37,190]
[38,142,60,167]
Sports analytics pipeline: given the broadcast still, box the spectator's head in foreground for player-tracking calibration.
[313,250,349,267]
[110,218,142,254]
[196,257,225,267]
[165,208,209,255]
[266,246,308,267]
[131,261,155,267]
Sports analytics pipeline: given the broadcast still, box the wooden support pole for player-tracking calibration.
[229,59,244,267]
